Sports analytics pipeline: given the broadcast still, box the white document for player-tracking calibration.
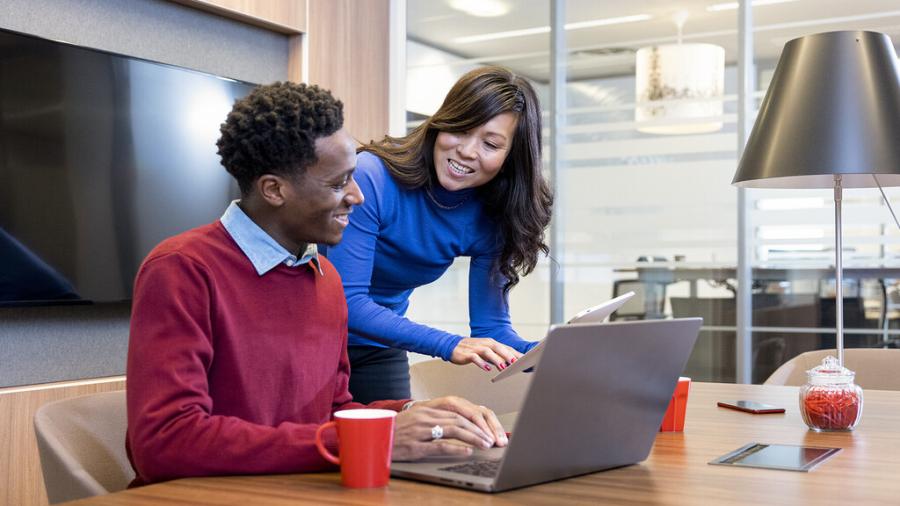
[490,291,636,383]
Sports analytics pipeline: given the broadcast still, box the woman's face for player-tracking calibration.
[432,112,518,192]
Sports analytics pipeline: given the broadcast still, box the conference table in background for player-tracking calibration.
[626,265,900,293]
[618,265,900,381]
[620,265,900,320]
[63,383,900,505]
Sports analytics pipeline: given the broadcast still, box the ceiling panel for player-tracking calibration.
[408,0,900,82]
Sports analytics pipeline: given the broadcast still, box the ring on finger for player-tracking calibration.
[431,424,444,440]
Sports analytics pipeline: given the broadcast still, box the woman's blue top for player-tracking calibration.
[324,151,537,361]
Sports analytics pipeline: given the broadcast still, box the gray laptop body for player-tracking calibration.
[390,318,702,493]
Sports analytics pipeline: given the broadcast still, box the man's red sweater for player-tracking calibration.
[126,222,406,485]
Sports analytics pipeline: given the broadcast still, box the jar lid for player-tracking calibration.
[806,355,856,383]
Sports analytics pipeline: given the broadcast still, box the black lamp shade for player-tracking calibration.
[733,31,900,189]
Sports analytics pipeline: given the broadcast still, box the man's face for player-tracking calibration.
[280,128,363,248]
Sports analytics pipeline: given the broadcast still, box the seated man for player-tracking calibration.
[126,82,507,486]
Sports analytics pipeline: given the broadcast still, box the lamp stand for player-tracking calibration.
[834,175,844,366]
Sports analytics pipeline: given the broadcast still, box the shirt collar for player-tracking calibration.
[220,200,324,276]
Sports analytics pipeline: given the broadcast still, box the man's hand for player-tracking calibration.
[450,337,522,371]
[391,396,508,461]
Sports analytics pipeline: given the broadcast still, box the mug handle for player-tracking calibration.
[315,421,340,465]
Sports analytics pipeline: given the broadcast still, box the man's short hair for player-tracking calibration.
[217,82,344,194]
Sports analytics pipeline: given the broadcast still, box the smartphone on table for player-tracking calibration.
[717,400,785,414]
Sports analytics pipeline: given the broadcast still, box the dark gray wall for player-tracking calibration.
[0,304,132,386]
[0,0,289,387]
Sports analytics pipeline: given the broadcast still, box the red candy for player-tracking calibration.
[801,388,860,431]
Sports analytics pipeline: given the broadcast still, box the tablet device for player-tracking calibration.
[491,291,635,383]
[566,291,636,325]
[709,443,841,472]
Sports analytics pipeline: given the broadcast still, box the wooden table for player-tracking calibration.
[64,382,900,505]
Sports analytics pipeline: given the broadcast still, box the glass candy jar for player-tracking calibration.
[799,355,863,432]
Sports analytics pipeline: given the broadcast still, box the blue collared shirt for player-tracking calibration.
[220,201,323,276]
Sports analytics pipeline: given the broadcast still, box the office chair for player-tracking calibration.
[751,337,787,384]
[34,390,133,504]
[409,358,532,415]
[764,348,900,390]
[610,279,667,320]
[817,296,879,348]
[670,294,818,383]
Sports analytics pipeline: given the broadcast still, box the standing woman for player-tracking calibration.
[325,66,552,403]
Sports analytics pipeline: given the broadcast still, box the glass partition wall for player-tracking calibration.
[560,1,740,382]
[403,0,900,382]
[404,0,553,347]
[745,1,900,383]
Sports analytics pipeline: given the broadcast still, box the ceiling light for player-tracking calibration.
[453,14,651,44]
[447,0,510,18]
[564,14,653,31]
[635,12,725,134]
[706,0,799,12]
[455,26,549,44]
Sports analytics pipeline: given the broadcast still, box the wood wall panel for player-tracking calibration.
[171,0,307,34]
[1,377,126,506]
[307,0,391,145]
[175,0,391,145]
[287,33,304,83]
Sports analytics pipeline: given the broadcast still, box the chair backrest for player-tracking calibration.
[33,390,133,504]
[764,348,900,390]
[409,358,533,415]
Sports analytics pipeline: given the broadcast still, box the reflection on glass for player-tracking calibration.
[0,227,79,303]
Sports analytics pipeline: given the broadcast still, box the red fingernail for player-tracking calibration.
[484,365,491,371]
[511,358,517,363]
[499,364,505,370]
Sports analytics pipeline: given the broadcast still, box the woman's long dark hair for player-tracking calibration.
[362,66,552,292]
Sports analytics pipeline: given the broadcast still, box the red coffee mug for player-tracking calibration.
[315,409,397,488]
[660,377,691,432]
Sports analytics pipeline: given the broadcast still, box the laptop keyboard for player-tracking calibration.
[438,459,502,478]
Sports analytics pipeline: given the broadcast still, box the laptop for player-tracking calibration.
[391,318,702,493]
[491,291,635,383]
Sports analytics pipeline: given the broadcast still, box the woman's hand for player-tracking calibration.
[450,337,522,371]
[391,396,508,461]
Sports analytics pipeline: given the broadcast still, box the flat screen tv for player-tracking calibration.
[0,28,256,306]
